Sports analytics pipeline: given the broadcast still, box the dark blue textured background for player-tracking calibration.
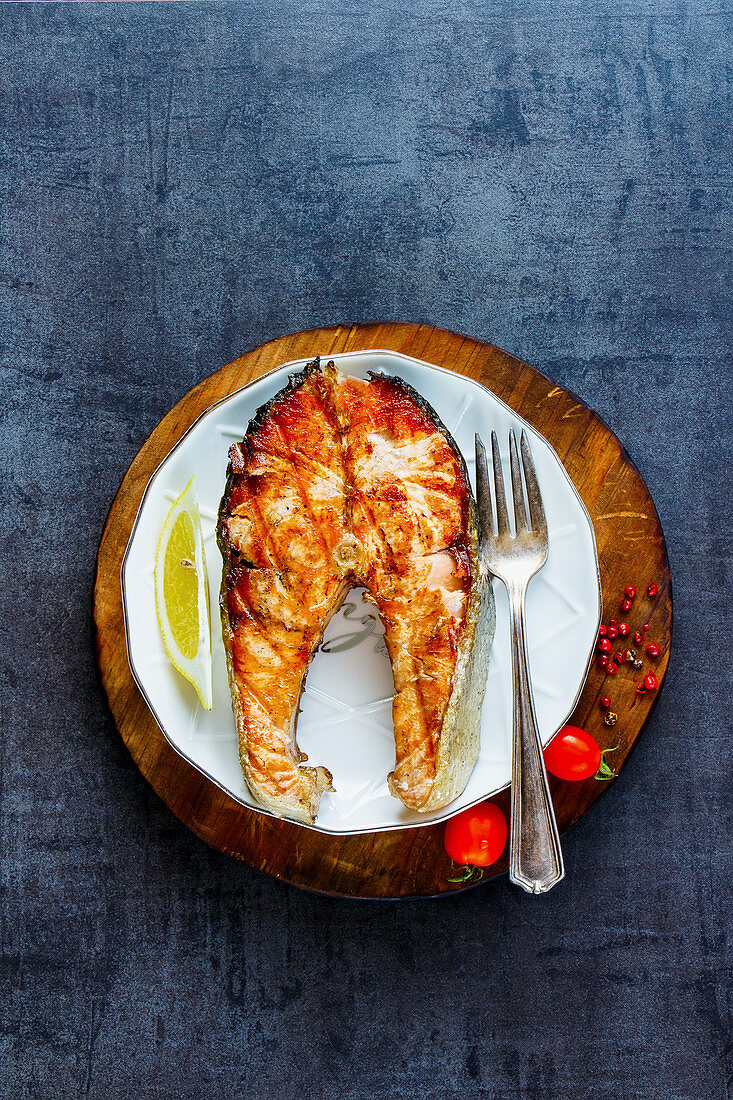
[1,3,731,1097]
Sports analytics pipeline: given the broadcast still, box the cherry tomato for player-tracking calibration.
[444,802,507,867]
[544,725,601,781]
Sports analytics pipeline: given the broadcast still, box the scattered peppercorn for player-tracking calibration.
[644,672,658,691]
[599,624,607,637]
[600,696,611,708]
[646,643,661,658]
[643,623,649,632]
[620,597,633,612]
[604,712,618,727]
[606,661,618,675]
[607,625,619,640]
[625,585,637,598]
[647,582,659,597]
[619,622,630,636]
[633,658,643,670]
[633,630,644,645]
[599,638,612,653]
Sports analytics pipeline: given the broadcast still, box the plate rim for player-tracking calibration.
[121,348,602,836]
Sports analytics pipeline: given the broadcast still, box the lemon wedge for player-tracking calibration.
[154,477,213,710]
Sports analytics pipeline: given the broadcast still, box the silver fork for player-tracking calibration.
[475,429,565,894]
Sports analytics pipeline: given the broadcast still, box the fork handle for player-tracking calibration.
[507,582,565,894]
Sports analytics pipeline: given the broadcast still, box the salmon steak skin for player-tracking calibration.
[217,357,495,825]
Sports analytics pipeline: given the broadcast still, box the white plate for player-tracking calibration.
[122,350,601,834]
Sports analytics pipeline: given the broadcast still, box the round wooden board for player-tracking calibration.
[93,323,671,898]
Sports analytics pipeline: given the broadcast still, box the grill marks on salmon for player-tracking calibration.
[335,375,473,810]
[218,359,494,824]
[218,362,349,823]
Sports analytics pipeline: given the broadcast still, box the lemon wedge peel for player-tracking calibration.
[154,477,213,711]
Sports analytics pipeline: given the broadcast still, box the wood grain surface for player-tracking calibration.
[93,324,672,898]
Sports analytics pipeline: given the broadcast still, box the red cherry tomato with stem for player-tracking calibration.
[444,802,508,867]
[544,725,602,781]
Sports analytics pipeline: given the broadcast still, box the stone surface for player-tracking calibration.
[1,2,730,1097]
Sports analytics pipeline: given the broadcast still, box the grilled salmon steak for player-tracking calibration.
[218,358,494,824]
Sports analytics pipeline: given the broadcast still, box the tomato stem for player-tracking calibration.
[594,743,620,781]
[447,860,485,884]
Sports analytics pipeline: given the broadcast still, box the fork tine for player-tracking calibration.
[520,430,547,540]
[490,430,509,537]
[474,434,493,548]
[509,429,528,533]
